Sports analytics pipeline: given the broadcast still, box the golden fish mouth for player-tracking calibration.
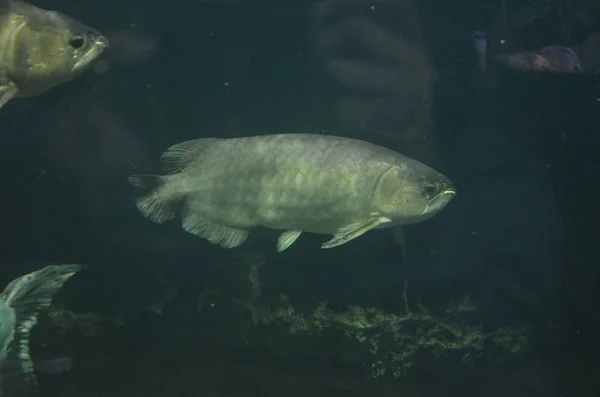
[421,187,457,216]
[437,187,457,198]
[71,36,109,76]
[430,187,457,204]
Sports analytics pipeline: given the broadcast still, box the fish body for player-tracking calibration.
[129,134,455,251]
[0,264,82,396]
[493,45,582,73]
[0,0,108,110]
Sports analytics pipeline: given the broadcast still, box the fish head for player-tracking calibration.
[66,20,109,77]
[0,301,15,363]
[373,163,456,225]
[539,45,582,73]
[5,6,108,95]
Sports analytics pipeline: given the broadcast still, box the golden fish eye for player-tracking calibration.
[423,183,437,196]
[69,35,86,49]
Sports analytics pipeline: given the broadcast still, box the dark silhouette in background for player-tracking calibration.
[0,0,599,396]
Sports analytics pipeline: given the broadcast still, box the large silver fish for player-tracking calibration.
[0,264,82,396]
[128,134,456,252]
[0,0,108,110]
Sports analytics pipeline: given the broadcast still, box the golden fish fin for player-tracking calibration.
[322,216,392,249]
[160,138,220,174]
[391,226,408,265]
[277,230,302,252]
[181,209,248,248]
[0,82,19,110]
[128,174,178,223]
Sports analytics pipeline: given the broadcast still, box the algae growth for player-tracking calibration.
[38,251,531,379]
[46,305,124,337]
[196,252,532,378]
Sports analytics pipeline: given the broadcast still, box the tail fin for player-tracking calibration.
[128,174,178,223]
[0,265,82,396]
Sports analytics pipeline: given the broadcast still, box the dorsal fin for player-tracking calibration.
[159,138,219,174]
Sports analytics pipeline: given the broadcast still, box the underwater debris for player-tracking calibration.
[248,259,263,301]
[148,279,179,315]
[196,260,533,379]
[491,325,533,354]
[46,305,123,337]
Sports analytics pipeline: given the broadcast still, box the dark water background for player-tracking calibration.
[1,0,599,396]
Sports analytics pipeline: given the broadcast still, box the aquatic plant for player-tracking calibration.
[46,305,123,337]
[197,255,532,378]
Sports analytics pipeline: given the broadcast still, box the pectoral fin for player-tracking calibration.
[0,82,18,110]
[322,216,392,249]
[277,230,302,252]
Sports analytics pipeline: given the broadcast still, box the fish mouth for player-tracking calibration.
[437,187,457,198]
[421,187,457,216]
[71,36,109,76]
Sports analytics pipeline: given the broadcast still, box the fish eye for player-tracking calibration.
[423,183,438,197]
[69,35,86,49]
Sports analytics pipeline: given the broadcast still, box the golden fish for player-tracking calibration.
[0,0,108,110]
[129,134,456,252]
